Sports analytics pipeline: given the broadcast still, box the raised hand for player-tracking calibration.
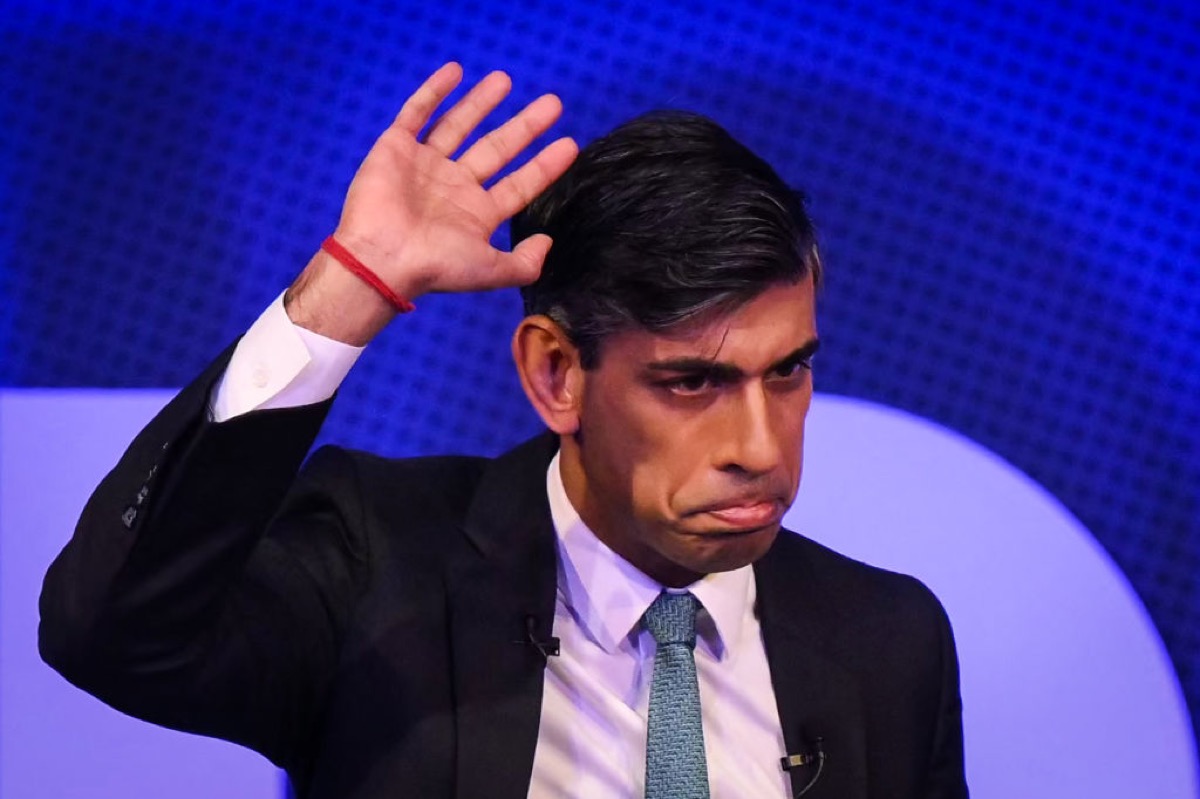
[286,63,578,345]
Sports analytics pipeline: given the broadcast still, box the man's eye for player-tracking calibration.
[663,374,712,394]
[771,358,813,379]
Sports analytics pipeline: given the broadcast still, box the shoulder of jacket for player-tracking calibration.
[772,528,948,618]
[303,445,489,509]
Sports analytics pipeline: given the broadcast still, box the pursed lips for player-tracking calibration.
[696,497,784,530]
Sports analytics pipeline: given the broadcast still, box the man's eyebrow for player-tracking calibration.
[772,339,821,369]
[643,358,744,380]
[643,338,821,377]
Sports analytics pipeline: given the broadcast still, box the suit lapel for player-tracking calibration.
[447,434,560,799]
[755,534,869,799]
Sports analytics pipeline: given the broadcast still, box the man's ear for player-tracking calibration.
[512,315,584,435]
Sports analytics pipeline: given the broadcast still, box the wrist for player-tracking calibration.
[330,227,428,301]
[284,250,398,346]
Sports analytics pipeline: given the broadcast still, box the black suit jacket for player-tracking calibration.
[39,348,967,798]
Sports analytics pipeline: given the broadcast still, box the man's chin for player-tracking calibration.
[631,524,780,586]
[676,524,779,573]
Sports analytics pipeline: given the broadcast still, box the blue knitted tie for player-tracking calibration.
[643,591,710,799]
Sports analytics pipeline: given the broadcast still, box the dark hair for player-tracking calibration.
[513,110,821,368]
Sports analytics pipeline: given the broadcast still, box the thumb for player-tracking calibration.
[499,233,554,287]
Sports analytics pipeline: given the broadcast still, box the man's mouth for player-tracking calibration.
[701,499,783,529]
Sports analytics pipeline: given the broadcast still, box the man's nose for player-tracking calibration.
[718,384,784,477]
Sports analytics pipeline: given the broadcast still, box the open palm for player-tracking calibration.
[334,63,578,300]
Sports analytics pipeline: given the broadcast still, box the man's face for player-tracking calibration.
[560,278,818,587]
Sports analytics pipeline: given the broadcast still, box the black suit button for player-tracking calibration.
[121,506,138,529]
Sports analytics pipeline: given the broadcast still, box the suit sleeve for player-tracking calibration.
[922,596,970,798]
[38,344,370,773]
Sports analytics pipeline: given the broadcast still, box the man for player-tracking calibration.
[40,63,968,798]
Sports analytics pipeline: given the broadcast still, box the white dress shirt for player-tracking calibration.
[210,293,364,421]
[212,295,792,797]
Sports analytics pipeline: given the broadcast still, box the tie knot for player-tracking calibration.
[643,591,698,648]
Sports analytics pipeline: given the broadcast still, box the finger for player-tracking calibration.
[490,233,554,288]
[487,136,579,223]
[459,93,565,184]
[423,71,512,156]
[391,62,464,135]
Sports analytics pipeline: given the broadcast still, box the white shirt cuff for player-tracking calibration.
[209,292,364,422]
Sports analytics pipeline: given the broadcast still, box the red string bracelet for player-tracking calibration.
[320,235,416,313]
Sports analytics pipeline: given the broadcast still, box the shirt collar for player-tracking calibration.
[546,451,753,659]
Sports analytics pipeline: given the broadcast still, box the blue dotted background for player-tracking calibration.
[2,0,1197,754]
